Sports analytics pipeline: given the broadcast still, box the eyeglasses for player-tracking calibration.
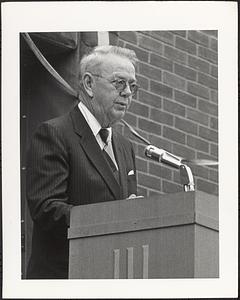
[91,74,139,96]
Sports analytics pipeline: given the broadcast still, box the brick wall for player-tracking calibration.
[112,30,218,197]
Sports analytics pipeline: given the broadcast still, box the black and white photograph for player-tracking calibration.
[1,1,238,299]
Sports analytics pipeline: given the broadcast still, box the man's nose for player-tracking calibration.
[120,83,132,97]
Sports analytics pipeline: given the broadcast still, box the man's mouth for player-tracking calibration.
[115,101,128,108]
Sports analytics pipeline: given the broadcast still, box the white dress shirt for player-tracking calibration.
[78,101,119,170]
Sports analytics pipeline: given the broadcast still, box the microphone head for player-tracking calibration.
[145,145,182,169]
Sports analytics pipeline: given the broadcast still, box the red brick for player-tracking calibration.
[210,117,218,130]
[197,178,218,195]
[199,126,218,143]
[139,62,162,81]
[197,152,218,162]
[163,72,186,91]
[186,108,209,126]
[129,100,149,118]
[173,170,181,184]
[174,90,197,108]
[188,31,209,47]
[150,108,174,126]
[149,162,172,180]
[174,63,197,81]
[198,72,218,90]
[209,169,219,183]
[162,180,182,193]
[175,117,198,135]
[118,31,137,44]
[171,31,186,37]
[164,45,187,64]
[172,143,195,159]
[198,46,218,64]
[210,38,218,52]
[187,82,210,100]
[138,34,163,54]
[138,172,161,191]
[148,134,172,152]
[198,99,218,116]
[210,143,218,158]
[190,165,209,180]
[136,74,149,90]
[163,99,186,117]
[163,126,186,144]
[175,36,197,55]
[210,90,218,103]
[138,118,162,136]
[135,129,150,144]
[200,30,218,38]
[139,90,162,108]
[144,31,174,45]
[210,65,218,78]
[187,135,209,153]
[136,156,148,172]
[124,112,137,127]
[150,81,173,98]
[188,55,210,74]
[125,43,149,62]
[150,53,173,72]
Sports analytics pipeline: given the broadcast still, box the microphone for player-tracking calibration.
[145,145,196,191]
[145,145,183,169]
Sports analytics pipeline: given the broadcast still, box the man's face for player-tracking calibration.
[91,54,136,127]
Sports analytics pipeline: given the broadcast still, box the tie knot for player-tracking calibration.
[99,128,109,145]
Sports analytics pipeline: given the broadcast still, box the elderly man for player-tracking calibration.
[26,46,138,279]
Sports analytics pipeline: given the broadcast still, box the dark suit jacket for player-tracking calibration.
[26,105,137,279]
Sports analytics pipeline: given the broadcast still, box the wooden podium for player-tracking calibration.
[68,191,218,279]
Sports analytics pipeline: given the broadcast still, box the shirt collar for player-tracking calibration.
[78,101,112,142]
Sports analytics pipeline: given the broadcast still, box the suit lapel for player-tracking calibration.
[70,105,121,200]
[112,132,128,199]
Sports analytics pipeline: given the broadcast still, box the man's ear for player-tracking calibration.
[82,73,94,98]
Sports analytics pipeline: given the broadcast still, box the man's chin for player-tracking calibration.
[109,111,126,126]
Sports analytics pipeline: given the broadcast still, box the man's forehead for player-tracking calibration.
[101,54,135,75]
[111,71,136,81]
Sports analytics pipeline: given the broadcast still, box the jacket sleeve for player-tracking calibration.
[26,122,73,232]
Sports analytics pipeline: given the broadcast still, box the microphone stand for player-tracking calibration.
[145,145,195,192]
[121,119,195,192]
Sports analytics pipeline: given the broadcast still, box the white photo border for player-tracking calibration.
[2,1,238,298]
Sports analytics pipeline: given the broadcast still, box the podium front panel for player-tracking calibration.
[68,192,218,279]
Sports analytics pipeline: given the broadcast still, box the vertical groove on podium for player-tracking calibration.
[113,249,120,279]
[142,245,149,279]
[127,247,134,279]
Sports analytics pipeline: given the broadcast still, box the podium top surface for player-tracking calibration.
[68,191,218,239]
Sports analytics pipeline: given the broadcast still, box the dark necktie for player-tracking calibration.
[99,128,109,145]
[99,128,119,181]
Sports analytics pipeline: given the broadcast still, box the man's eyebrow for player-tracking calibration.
[113,74,137,82]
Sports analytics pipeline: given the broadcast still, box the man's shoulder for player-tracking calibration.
[42,105,79,130]
[45,111,71,128]
[32,106,78,141]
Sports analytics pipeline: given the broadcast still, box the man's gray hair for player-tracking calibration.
[79,45,138,79]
